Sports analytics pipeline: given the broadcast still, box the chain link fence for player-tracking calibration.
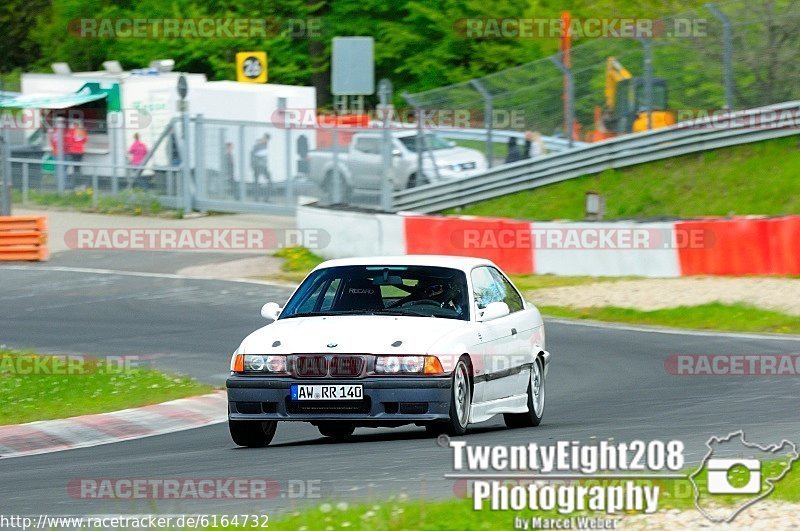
[404,0,800,148]
[2,0,798,216]
[3,115,408,214]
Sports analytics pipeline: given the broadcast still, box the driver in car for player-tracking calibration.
[395,279,465,317]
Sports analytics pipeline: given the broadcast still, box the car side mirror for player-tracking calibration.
[392,148,402,157]
[261,302,282,322]
[447,140,456,148]
[477,301,510,322]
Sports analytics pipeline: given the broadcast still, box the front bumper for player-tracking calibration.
[227,376,452,423]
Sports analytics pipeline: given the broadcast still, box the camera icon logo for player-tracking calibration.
[706,458,761,494]
[690,430,798,523]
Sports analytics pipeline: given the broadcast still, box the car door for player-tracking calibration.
[470,266,518,402]
[348,136,382,190]
[487,267,537,396]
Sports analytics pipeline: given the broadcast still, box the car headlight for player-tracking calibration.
[373,355,444,375]
[233,354,287,374]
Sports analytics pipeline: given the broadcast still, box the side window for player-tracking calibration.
[354,137,378,154]
[470,267,503,309]
[489,268,524,312]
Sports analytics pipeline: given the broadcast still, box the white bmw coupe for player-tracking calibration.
[226,255,550,447]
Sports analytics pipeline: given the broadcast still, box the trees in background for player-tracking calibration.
[6,0,793,111]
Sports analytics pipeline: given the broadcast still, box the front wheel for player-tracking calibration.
[504,357,545,428]
[229,420,278,447]
[427,358,471,436]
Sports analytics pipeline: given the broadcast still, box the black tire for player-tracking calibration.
[323,171,351,203]
[406,173,428,189]
[427,358,472,436]
[229,420,278,448]
[504,357,545,429]
[317,422,356,439]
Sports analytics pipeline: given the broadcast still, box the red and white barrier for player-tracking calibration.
[298,205,800,277]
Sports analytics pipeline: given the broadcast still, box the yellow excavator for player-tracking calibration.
[591,57,676,141]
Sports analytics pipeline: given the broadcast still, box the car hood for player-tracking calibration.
[238,315,469,355]
[421,147,486,166]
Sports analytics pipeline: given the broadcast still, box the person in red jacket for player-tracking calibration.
[65,119,88,183]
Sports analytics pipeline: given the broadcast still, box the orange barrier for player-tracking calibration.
[0,216,49,261]
[404,215,534,274]
[677,216,800,275]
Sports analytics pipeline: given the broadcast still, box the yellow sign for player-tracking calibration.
[236,52,268,83]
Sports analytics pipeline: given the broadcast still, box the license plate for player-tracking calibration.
[290,384,363,401]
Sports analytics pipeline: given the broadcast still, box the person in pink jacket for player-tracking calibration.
[128,133,148,165]
[128,133,149,189]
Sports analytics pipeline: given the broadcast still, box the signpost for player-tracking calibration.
[331,37,374,97]
[236,52,268,84]
[377,79,394,212]
[0,127,10,216]
[331,37,383,208]
[177,74,192,211]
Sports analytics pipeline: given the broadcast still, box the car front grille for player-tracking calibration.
[329,356,365,377]
[291,355,365,378]
[294,355,328,377]
[286,397,371,414]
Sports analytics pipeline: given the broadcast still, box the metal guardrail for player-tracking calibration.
[435,128,587,153]
[393,102,800,213]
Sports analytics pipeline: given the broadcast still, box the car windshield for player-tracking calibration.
[280,265,470,321]
[398,133,452,152]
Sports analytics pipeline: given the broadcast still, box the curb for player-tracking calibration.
[0,391,228,459]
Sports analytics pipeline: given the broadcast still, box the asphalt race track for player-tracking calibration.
[1,264,799,516]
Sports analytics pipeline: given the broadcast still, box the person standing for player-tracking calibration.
[523,130,547,159]
[48,124,66,189]
[223,142,236,197]
[505,136,521,164]
[65,119,88,186]
[250,133,271,201]
[128,133,149,189]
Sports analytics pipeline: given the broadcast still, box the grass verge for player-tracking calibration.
[265,457,798,530]
[0,349,213,425]
[539,302,800,335]
[509,274,632,291]
[271,246,325,283]
[12,189,182,218]
[448,136,800,220]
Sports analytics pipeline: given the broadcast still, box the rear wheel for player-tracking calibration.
[229,420,278,447]
[426,358,471,436]
[406,173,428,189]
[317,422,355,439]
[504,357,545,428]
[323,171,351,203]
